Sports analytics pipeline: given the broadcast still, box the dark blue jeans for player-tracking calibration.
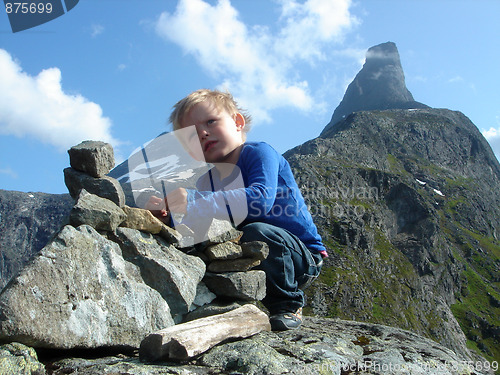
[240,222,323,314]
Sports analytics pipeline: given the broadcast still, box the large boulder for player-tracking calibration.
[0,225,174,349]
[110,227,207,323]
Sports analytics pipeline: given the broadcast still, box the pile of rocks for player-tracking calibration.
[0,140,268,351]
[186,223,269,320]
[64,141,269,319]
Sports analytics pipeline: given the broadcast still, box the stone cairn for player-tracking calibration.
[0,140,270,361]
[63,141,269,318]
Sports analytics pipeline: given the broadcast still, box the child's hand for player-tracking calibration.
[166,188,188,214]
[145,195,169,221]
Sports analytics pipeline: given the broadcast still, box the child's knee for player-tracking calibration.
[240,222,270,242]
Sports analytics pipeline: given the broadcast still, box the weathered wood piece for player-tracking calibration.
[139,304,270,362]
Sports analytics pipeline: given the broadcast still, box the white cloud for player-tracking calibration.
[276,0,357,60]
[482,126,500,161]
[0,166,18,179]
[0,49,118,151]
[155,0,358,123]
[412,75,428,83]
[90,24,104,38]
[448,76,463,83]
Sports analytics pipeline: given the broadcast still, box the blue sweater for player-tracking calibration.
[183,142,326,254]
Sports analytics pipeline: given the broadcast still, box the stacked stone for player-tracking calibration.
[185,220,269,321]
[64,140,125,208]
[63,140,183,245]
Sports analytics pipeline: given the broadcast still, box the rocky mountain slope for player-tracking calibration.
[285,107,500,365]
[0,190,73,291]
[4,142,493,375]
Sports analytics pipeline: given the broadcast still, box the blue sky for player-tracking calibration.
[1,0,499,194]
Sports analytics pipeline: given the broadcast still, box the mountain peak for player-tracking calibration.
[321,41,428,136]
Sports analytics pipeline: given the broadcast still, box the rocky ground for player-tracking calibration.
[2,316,496,375]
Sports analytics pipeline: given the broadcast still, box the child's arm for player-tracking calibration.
[181,143,280,224]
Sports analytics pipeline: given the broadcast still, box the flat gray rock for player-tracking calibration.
[68,140,115,178]
[64,167,125,207]
[69,190,126,231]
[203,271,266,301]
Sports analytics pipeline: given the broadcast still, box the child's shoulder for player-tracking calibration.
[239,142,286,167]
[241,141,279,156]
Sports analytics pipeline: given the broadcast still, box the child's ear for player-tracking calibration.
[234,112,245,131]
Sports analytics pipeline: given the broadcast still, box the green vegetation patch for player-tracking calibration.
[451,267,500,364]
[313,227,427,336]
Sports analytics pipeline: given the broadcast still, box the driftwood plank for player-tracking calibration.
[139,304,270,362]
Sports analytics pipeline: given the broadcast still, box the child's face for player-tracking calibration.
[181,100,245,164]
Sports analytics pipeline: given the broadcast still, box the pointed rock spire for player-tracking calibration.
[321,41,428,136]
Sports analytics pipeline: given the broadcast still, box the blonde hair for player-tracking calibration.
[169,89,252,136]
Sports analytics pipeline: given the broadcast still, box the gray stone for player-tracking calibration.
[201,339,288,375]
[110,227,206,323]
[189,282,217,313]
[205,241,243,261]
[0,342,45,375]
[199,219,243,248]
[184,300,244,322]
[158,224,183,247]
[207,258,261,273]
[68,140,115,178]
[203,271,266,301]
[69,190,126,231]
[0,225,174,349]
[241,241,269,260]
[64,167,125,207]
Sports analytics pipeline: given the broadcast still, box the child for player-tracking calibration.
[153,89,327,330]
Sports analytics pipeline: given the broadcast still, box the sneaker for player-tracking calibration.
[270,308,303,331]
